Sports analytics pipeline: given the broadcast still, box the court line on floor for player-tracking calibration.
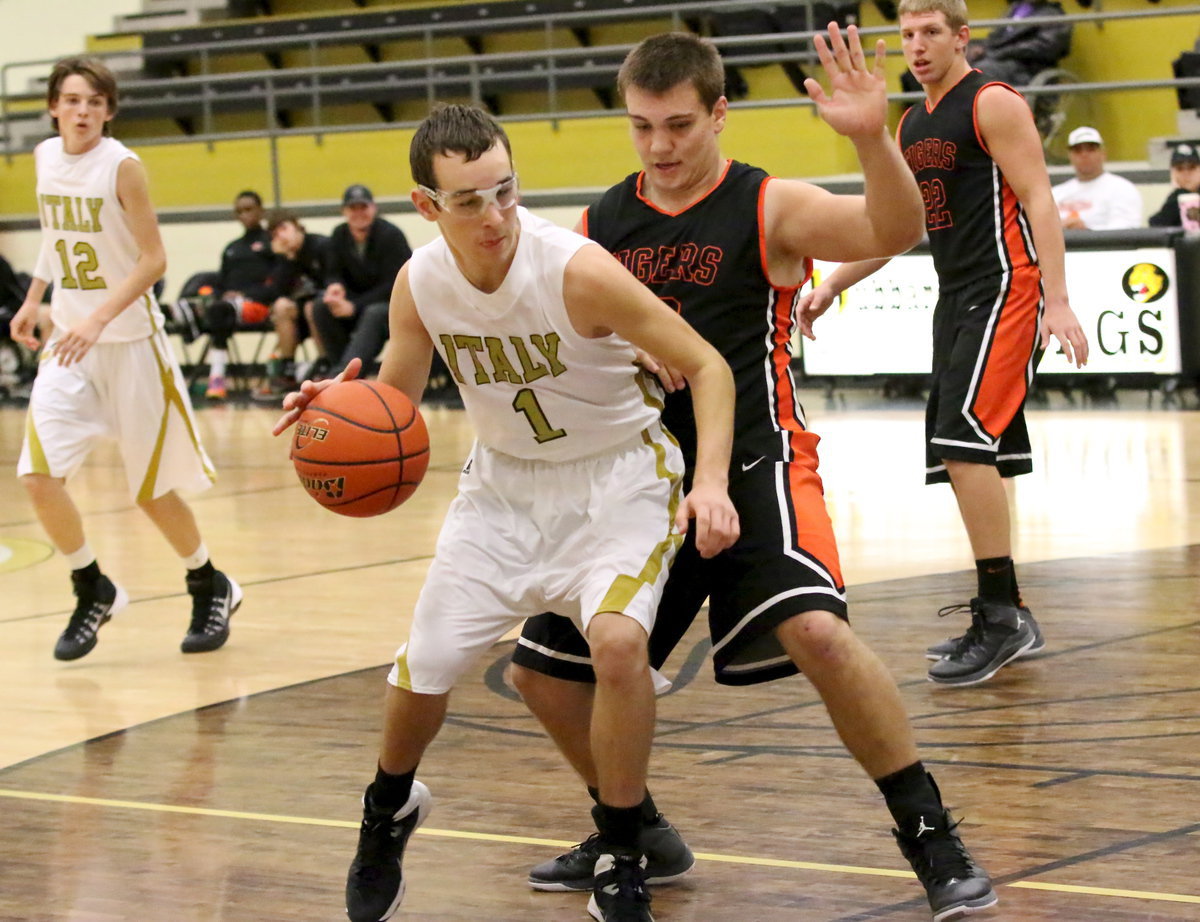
[2,787,1197,905]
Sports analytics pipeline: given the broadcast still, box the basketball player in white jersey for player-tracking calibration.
[9,57,240,660]
[275,104,739,922]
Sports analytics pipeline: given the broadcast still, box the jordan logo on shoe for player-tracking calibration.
[602,882,621,896]
[915,816,935,837]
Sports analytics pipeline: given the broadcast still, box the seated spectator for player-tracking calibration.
[1148,143,1200,227]
[966,0,1072,87]
[1052,126,1142,230]
[311,184,411,377]
[254,210,331,400]
[205,190,276,399]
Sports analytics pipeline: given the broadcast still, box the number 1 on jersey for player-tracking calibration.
[512,388,566,443]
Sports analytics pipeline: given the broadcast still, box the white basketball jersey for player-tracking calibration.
[408,207,663,461]
[33,136,163,342]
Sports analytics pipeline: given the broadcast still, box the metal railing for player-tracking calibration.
[3,2,1198,199]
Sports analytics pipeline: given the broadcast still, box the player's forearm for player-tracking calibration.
[683,360,735,489]
[1026,196,1069,303]
[853,129,925,254]
[823,257,892,297]
[92,252,167,326]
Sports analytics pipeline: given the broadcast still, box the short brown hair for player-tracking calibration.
[266,209,303,235]
[897,0,969,32]
[409,104,513,190]
[617,33,725,113]
[48,57,119,135]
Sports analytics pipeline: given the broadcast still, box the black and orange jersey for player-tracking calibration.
[898,68,1037,292]
[583,159,811,472]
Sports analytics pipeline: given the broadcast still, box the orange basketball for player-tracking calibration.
[290,379,430,517]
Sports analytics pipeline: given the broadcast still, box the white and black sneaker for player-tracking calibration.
[927,600,1037,686]
[588,852,654,922]
[182,569,242,653]
[893,810,997,921]
[345,781,433,922]
[926,599,1045,660]
[529,806,694,891]
[55,574,129,661]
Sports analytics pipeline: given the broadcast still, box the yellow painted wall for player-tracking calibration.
[2,0,1196,221]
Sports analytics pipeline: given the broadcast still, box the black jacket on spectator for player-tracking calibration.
[973,0,1072,86]
[273,232,332,303]
[218,225,276,303]
[325,217,412,311]
[1148,188,1186,228]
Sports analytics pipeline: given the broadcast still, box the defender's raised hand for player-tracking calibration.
[803,23,889,139]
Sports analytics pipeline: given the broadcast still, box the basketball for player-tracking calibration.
[290,379,430,517]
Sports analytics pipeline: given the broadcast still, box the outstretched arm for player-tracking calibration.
[767,24,923,267]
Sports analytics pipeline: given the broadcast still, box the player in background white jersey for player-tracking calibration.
[275,103,739,922]
[9,57,240,661]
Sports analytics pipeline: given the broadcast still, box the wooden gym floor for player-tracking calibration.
[1,389,1199,921]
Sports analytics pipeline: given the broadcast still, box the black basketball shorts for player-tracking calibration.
[513,438,848,687]
[925,265,1042,485]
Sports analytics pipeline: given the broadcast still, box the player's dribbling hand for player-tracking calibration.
[271,356,363,436]
[634,348,687,393]
[675,482,740,559]
[803,23,888,140]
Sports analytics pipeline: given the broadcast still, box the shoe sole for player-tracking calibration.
[932,889,999,920]
[927,631,1038,687]
[529,858,694,892]
[926,636,1046,662]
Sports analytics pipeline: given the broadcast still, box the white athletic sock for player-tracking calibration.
[65,543,96,570]
[209,349,228,379]
[181,542,209,571]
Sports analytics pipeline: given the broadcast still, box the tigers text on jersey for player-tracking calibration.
[33,136,163,342]
[407,206,663,462]
[897,69,1038,292]
[583,160,811,469]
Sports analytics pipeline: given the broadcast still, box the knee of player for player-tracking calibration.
[508,661,553,703]
[586,618,650,680]
[20,472,61,502]
[775,609,852,663]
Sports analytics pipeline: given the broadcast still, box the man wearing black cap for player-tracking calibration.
[1149,143,1200,227]
[311,183,412,376]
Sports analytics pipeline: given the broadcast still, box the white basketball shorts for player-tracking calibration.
[18,329,216,502]
[389,422,684,695]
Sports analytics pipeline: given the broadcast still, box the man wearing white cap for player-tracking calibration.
[1052,126,1142,230]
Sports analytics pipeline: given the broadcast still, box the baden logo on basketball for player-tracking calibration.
[299,474,345,499]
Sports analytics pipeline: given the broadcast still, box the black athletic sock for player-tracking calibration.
[187,560,216,582]
[1010,569,1024,608]
[589,786,659,825]
[976,556,1014,603]
[71,561,102,586]
[594,802,642,852]
[875,761,944,833]
[370,763,416,811]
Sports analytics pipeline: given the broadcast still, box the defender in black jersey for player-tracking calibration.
[802,0,1089,697]
[511,29,997,921]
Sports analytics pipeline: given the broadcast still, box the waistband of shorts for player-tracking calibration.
[478,419,673,469]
